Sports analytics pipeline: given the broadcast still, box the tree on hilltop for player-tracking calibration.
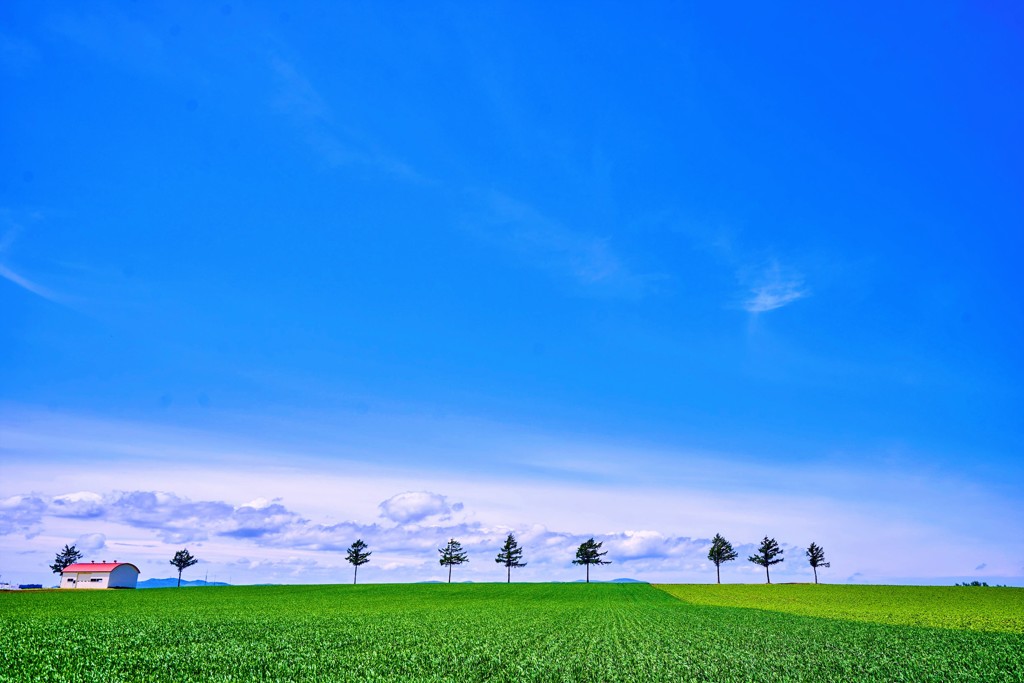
[438,538,469,583]
[170,549,199,588]
[49,544,84,574]
[707,533,738,584]
[495,533,527,583]
[805,542,830,584]
[748,536,784,584]
[346,539,372,585]
[573,538,611,583]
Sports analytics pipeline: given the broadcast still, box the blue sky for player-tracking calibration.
[2,2,1022,586]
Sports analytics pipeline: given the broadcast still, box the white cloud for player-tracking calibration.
[0,494,46,536]
[378,491,462,524]
[743,260,808,313]
[240,498,277,510]
[73,532,106,554]
[604,530,707,561]
[104,491,233,543]
[51,491,104,518]
[221,500,301,541]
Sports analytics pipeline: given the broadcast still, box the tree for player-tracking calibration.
[748,536,784,584]
[572,538,611,583]
[49,544,84,575]
[438,538,468,583]
[805,542,830,584]
[345,539,372,585]
[170,549,199,588]
[707,533,738,584]
[494,533,527,583]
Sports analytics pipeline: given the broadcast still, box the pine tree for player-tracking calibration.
[707,533,738,584]
[494,533,527,583]
[438,538,469,583]
[170,549,199,588]
[345,539,372,585]
[49,544,84,574]
[805,542,830,584]
[747,536,784,584]
[572,538,611,583]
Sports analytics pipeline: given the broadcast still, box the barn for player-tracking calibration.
[60,561,140,589]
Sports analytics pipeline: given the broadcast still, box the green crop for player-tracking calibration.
[655,583,1024,633]
[2,583,1022,681]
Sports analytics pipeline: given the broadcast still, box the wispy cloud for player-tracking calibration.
[743,260,808,313]
[0,264,64,303]
[639,210,814,313]
[0,215,66,304]
[269,56,422,181]
[467,191,664,296]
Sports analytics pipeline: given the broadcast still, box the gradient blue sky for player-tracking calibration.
[2,2,1022,586]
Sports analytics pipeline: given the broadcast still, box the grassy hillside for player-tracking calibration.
[2,583,1022,681]
[655,583,1024,633]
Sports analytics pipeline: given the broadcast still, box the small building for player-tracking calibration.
[61,561,140,589]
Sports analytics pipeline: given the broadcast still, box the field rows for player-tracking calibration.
[2,583,1022,682]
[656,583,1024,633]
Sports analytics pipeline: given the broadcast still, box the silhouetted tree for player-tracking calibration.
[49,544,83,574]
[707,533,738,584]
[748,536,784,584]
[346,539,372,585]
[438,538,469,583]
[494,533,527,583]
[573,538,611,583]
[170,549,199,587]
[805,542,830,584]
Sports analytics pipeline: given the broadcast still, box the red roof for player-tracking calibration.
[62,562,139,573]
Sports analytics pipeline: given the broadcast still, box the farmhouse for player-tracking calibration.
[60,561,140,589]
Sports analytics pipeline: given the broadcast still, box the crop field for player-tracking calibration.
[2,583,1022,682]
[657,583,1024,633]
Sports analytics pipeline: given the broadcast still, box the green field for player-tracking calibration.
[2,583,1022,682]
[656,583,1024,633]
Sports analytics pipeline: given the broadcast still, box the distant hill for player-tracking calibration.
[138,578,231,589]
[571,578,648,583]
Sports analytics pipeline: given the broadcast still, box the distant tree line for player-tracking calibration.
[338,534,831,584]
[708,534,830,584]
[954,581,1007,587]
[51,535,832,586]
